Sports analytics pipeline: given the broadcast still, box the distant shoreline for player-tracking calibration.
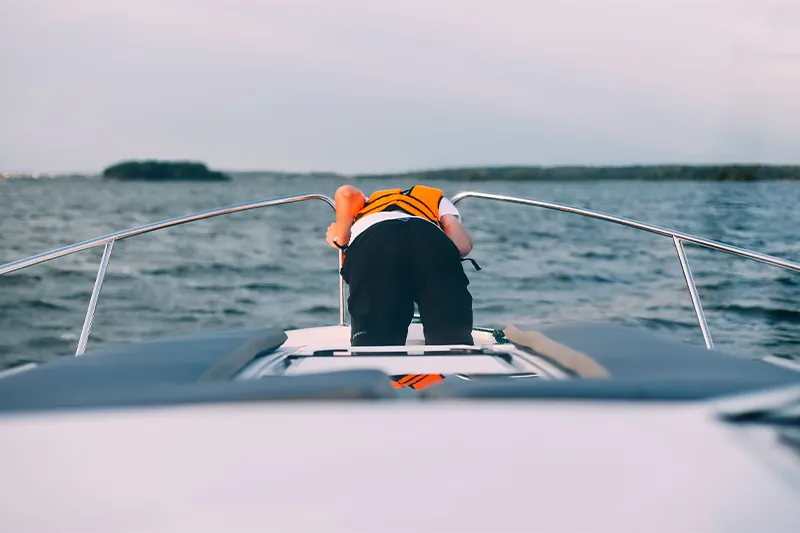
[229,164,800,182]
[4,164,800,182]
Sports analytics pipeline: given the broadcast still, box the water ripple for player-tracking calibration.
[2,177,800,366]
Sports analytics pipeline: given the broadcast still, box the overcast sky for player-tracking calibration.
[1,0,798,174]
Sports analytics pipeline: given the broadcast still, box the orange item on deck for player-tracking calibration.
[391,373,445,390]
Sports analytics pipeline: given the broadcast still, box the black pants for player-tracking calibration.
[341,218,474,346]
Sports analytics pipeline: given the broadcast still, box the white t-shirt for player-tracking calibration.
[349,197,460,244]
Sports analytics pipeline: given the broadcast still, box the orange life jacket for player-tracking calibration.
[353,185,444,226]
[391,373,446,390]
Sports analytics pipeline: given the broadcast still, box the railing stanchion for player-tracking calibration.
[672,237,714,350]
[76,240,115,356]
[338,249,347,326]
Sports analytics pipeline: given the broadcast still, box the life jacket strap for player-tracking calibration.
[461,258,481,271]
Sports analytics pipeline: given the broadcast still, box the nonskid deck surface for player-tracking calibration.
[255,323,529,381]
[273,321,800,389]
[283,322,499,352]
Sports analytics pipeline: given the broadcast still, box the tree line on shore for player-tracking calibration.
[102,160,800,182]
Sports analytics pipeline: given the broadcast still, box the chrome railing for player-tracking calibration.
[0,194,341,355]
[2,190,799,356]
[451,191,800,350]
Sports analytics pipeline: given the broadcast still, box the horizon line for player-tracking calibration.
[5,161,800,177]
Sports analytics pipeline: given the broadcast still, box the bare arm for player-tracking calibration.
[326,185,366,248]
[441,214,473,257]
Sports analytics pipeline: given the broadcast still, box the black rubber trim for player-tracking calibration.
[0,370,397,413]
[419,376,800,401]
[198,328,287,381]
